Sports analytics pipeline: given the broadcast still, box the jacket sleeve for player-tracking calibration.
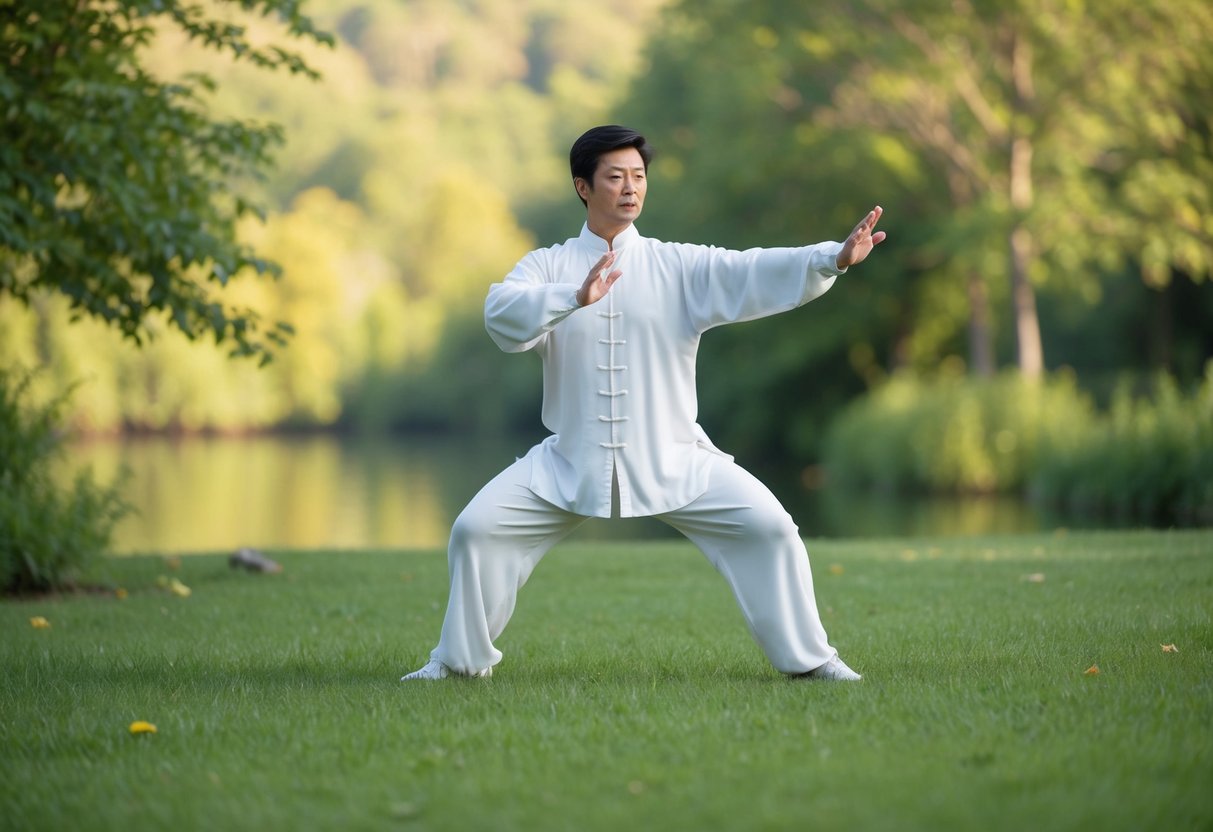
[484,250,582,353]
[679,241,847,334]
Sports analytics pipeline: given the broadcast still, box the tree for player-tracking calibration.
[817,0,1213,379]
[625,0,1213,382]
[0,0,333,363]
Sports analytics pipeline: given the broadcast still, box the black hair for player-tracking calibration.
[569,125,654,206]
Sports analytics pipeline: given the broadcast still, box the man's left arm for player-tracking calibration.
[682,206,886,333]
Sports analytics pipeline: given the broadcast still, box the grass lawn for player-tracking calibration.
[2,529,1210,831]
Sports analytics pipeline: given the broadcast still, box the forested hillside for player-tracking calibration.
[620,0,1213,461]
[2,0,1209,468]
[0,0,668,434]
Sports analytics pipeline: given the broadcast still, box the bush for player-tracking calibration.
[1029,366,1213,524]
[822,369,1093,494]
[823,364,1213,525]
[1,371,129,595]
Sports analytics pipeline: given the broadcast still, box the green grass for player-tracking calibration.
[2,530,1211,832]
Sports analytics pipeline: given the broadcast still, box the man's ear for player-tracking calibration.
[574,177,592,200]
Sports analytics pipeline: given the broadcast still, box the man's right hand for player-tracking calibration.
[576,250,622,306]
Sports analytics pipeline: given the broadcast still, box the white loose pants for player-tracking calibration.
[428,454,837,675]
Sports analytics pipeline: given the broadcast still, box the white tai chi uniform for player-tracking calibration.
[428,222,848,675]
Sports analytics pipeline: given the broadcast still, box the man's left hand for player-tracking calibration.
[836,206,886,270]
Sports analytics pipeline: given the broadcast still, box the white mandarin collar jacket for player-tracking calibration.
[484,222,846,518]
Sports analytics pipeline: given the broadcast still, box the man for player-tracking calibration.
[403,125,885,682]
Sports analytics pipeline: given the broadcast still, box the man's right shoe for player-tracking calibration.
[401,659,491,681]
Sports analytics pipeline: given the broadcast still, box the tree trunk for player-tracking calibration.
[1009,223,1043,377]
[1150,278,1173,371]
[1008,30,1044,378]
[33,295,52,367]
[966,271,995,376]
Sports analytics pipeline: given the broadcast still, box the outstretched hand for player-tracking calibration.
[576,250,623,306]
[836,206,887,270]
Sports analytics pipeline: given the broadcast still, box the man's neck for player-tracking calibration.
[586,218,631,248]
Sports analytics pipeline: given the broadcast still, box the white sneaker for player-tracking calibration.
[802,655,862,681]
[400,659,491,681]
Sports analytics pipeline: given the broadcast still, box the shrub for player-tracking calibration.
[822,369,1093,495]
[823,363,1213,525]
[1,370,129,595]
[1030,366,1213,524]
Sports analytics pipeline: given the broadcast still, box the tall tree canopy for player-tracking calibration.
[0,0,1207,452]
[625,0,1213,378]
[0,0,332,362]
[609,0,1212,461]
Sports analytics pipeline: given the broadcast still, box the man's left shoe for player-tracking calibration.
[401,659,492,681]
[801,655,862,681]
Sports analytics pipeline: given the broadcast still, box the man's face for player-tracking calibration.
[577,147,647,230]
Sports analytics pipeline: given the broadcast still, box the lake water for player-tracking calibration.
[65,434,1088,556]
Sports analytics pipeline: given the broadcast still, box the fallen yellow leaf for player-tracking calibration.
[829,564,845,576]
[1161,644,1179,653]
[1023,573,1046,583]
[129,721,157,735]
[115,588,128,600]
[29,616,51,629]
[168,578,191,598]
[1084,664,1100,675]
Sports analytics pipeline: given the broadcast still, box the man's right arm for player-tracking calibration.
[484,251,582,353]
[485,249,624,353]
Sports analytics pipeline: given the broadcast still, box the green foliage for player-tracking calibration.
[2,0,1210,459]
[823,370,1095,494]
[0,0,332,362]
[380,310,545,437]
[0,371,129,594]
[0,1,669,435]
[1030,367,1213,524]
[626,0,1213,382]
[2,533,1211,830]
[825,366,1213,524]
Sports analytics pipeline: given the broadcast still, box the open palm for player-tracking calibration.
[836,206,887,269]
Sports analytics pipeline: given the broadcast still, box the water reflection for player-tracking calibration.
[66,434,674,554]
[796,483,1056,539]
[65,434,1085,555]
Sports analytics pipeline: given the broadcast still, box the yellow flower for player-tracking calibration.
[29,616,51,629]
[129,721,158,735]
[115,588,128,600]
[168,578,191,598]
